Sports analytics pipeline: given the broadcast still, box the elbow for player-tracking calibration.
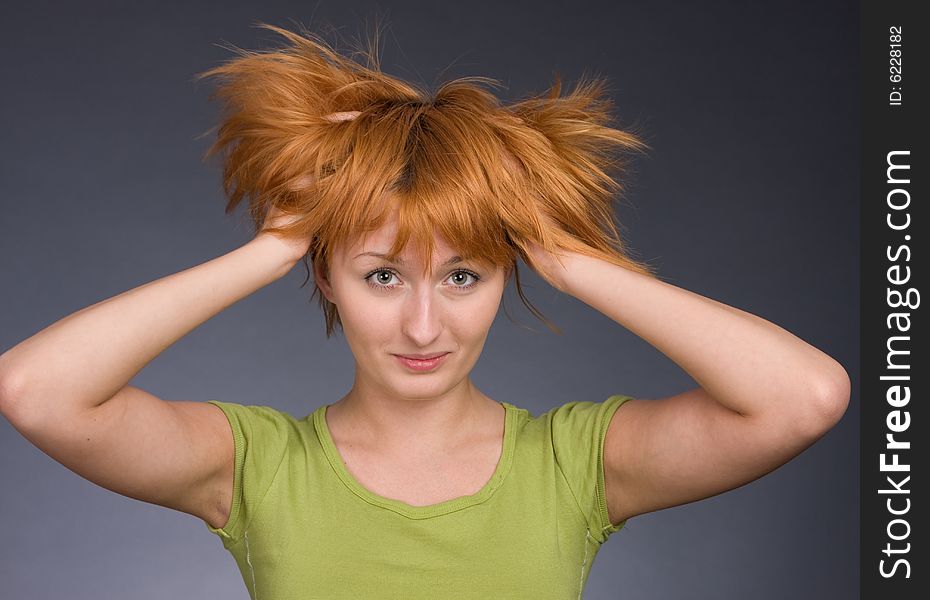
[0,362,45,432]
[798,361,851,439]
[0,367,30,424]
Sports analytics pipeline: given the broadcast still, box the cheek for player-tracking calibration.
[475,297,502,330]
[453,293,503,343]
[339,306,394,364]
[476,277,506,321]
[341,299,393,332]
[332,285,395,340]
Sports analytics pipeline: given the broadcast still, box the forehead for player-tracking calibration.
[330,203,506,274]
[344,214,458,261]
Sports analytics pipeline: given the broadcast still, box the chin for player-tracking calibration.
[385,372,458,399]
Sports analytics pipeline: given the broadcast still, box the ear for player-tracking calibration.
[503,262,514,281]
[312,258,336,304]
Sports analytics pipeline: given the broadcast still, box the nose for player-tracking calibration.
[400,283,444,346]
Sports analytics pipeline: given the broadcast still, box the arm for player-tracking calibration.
[529,247,851,525]
[0,222,304,527]
[0,232,300,420]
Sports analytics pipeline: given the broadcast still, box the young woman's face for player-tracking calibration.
[317,215,508,401]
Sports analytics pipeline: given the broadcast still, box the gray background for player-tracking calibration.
[0,1,858,598]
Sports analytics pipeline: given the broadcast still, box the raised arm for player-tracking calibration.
[0,210,306,528]
[526,245,850,525]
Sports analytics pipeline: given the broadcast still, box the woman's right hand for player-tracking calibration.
[258,205,313,264]
[259,110,359,263]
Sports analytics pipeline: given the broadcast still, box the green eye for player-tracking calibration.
[448,270,481,288]
[363,268,481,291]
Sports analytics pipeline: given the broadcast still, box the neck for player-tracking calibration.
[328,376,499,452]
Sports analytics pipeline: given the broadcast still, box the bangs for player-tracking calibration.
[314,88,529,277]
[196,21,656,337]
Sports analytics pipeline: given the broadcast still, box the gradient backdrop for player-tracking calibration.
[0,1,858,598]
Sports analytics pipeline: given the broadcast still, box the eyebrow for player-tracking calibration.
[354,251,464,267]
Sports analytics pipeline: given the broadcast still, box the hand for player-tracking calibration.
[520,206,583,294]
[289,111,362,192]
[265,110,360,260]
[258,205,312,264]
[324,110,361,122]
[523,239,576,294]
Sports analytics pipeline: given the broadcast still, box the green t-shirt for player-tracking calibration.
[203,394,633,599]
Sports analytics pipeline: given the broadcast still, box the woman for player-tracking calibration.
[0,22,850,599]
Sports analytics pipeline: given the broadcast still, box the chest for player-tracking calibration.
[333,441,502,506]
[219,420,606,599]
[236,493,600,600]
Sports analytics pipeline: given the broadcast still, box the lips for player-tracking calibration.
[394,352,450,372]
[395,352,449,360]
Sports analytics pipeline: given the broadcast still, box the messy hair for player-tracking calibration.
[194,21,657,337]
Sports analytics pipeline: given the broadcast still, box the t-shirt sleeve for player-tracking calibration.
[202,400,291,547]
[548,394,634,544]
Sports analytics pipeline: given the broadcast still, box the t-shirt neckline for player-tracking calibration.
[312,401,518,520]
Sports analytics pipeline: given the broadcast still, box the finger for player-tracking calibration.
[324,111,361,122]
[500,148,526,176]
[289,174,316,192]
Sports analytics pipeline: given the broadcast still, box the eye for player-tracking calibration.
[363,267,482,291]
[447,269,481,289]
[364,268,401,289]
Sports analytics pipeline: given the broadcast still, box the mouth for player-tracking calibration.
[393,352,450,371]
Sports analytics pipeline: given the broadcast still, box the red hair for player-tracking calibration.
[194,21,657,336]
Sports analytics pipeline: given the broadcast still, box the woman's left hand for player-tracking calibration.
[520,206,584,294]
[523,239,578,294]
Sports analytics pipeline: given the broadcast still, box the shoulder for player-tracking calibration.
[202,401,311,541]
[543,395,633,435]
[207,400,305,436]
